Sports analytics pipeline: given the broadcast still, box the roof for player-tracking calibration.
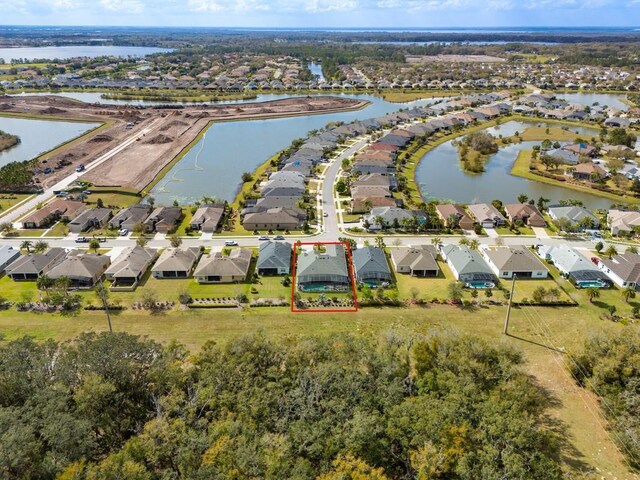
[191,205,225,230]
[573,162,606,176]
[504,204,545,224]
[467,203,506,224]
[47,253,110,280]
[548,206,599,225]
[296,244,349,279]
[110,204,152,226]
[442,245,494,277]
[6,248,66,275]
[600,253,640,283]
[22,199,85,225]
[352,246,391,278]
[537,245,598,274]
[483,246,547,273]
[608,209,640,232]
[243,207,306,226]
[105,246,157,278]
[194,248,252,277]
[0,245,20,268]
[69,207,112,225]
[152,247,200,272]
[391,245,440,272]
[145,206,182,227]
[257,241,292,271]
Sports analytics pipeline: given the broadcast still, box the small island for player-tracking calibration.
[0,129,20,152]
[456,131,499,173]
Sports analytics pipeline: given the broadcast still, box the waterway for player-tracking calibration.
[414,120,612,210]
[556,92,629,110]
[308,62,325,82]
[148,94,443,204]
[0,45,171,62]
[0,117,99,167]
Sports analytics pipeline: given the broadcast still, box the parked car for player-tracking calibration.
[258,235,270,241]
[119,229,128,236]
[323,212,328,217]
[224,240,238,246]
[274,235,285,240]
[75,237,89,243]
[75,164,85,172]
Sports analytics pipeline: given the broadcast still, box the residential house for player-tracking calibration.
[243,207,306,231]
[608,209,640,236]
[257,241,292,275]
[261,175,306,197]
[598,253,640,289]
[563,143,597,157]
[351,246,392,286]
[435,204,475,230]
[504,204,546,227]
[537,245,610,287]
[144,207,183,234]
[572,162,606,182]
[547,205,600,230]
[467,203,506,228]
[390,245,440,277]
[364,207,425,231]
[21,199,86,229]
[296,244,351,292]
[351,187,397,214]
[105,246,158,291]
[151,247,201,279]
[194,248,252,284]
[6,248,67,281]
[0,245,21,274]
[190,205,225,233]
[351,173,398,191]
[108,204,152,231]
[68,208,113,233]
[481,246,548,279]
[440,245,496,286]
[46,252,111,288]
[352,157,395,176]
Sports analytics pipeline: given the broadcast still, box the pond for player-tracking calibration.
[0,45,171,62]
[147,93,443,204]
[555,92,629,111]
[308,62,325,83]
[414,120,613,210]
[0,117,99,167]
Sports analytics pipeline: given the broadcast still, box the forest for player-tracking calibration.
[0,331,569,480]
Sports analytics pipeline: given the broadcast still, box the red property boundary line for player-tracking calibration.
[291,241,359,313]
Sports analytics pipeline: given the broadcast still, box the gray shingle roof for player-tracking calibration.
[257,241,292,271]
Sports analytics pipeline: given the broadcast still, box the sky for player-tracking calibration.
[1,0,640,27]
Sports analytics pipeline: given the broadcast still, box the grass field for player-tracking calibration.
[0,193,33,213]
[380,90,464,103]
[506,125,597,143]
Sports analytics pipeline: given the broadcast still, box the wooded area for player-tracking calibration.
[0,331,566,479]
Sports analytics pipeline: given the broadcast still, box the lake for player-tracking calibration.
[148,94,443,204]
[414,120,612,210]
[556,92,629,111]
[0,117,99,167]
[0,45,171,62]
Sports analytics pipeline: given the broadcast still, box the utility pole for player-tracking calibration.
[98,280,113,333]
[504,274,517,335]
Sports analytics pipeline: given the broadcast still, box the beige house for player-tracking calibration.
[194,248,252,284]
[46,252,111,288]
[504,204,546,227]
[151,247,201,279]
[435,204,474,230]
[21,199,86,229]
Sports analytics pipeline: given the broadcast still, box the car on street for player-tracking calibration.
[224,240,238,246]
[119,229,128,236]
[75,164,85,172]
[75,236,89,243]
[323,212,328,217]
[274,235,285,240]
[258,235,270,241]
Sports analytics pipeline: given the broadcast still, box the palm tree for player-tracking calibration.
[20,240,33,253]
[623,286,636,303]
[55,276,72,297]
[458,238,469,246]
[136,235,149,247]
[373,215,386,231]
[88,238,100,253]
[604,245,618,259]
[431,237,442,247]
[168,234,182,248]
[375,235,386,249]
[517,194,529,204]
[33,240,49,253]
[585,286,600,303]
[626,246,638,254]
[468,239,480,251]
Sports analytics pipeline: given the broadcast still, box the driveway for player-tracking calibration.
[532,227,550,239]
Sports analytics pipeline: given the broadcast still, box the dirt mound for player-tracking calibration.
[160,120,188,131]
[89,134,114,143]
[41,107,67,114]
[145,134,174,145]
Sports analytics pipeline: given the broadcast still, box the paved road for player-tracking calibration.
[0,118,162,226]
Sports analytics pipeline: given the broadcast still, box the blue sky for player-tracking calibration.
[1,0,639,27]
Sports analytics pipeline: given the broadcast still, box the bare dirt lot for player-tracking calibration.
[0,95,367,191]
[406,54,506,63]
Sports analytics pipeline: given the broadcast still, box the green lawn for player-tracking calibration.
[44,222,69,237]
[0,194,33,213]
[86,190,141,209]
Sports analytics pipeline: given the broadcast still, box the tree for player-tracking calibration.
[536,196,550,212]
[241,172,253,183]
[375,235,385,249]
[484,288,493,301]
[20,240,33,253]
[0,222,13,235]
[318,454,390,480]
[585,286,600,303]
[622,286,636,303]
[517,194,529,204]
[447,281,464,303]
[467,239,480,251]
[168,234,182,248]
[595,241,604,253]
[136,235,148,247]
[96,198,104,208]
[33,240,49,253]
[431,237,442,247]
[88,238,100,253]
[604,245,618,259]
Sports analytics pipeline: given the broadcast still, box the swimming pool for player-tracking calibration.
[466,282,496,289]
[577,281,608,289]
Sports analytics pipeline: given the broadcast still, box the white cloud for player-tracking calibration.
[304,0,358,12]
[98,0,144,13]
